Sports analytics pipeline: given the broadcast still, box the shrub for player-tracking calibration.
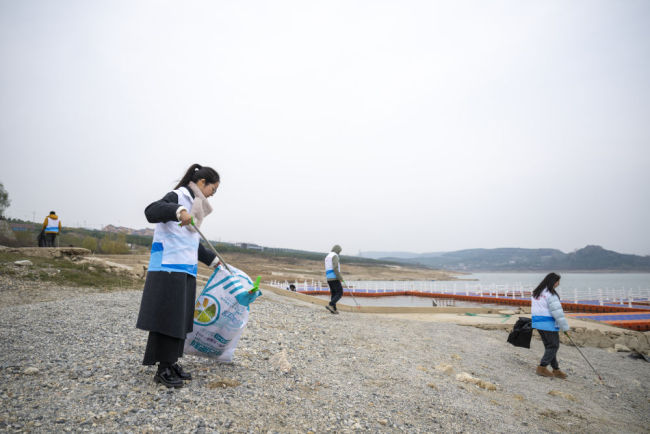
[14,230,38,247]
[99,234,130,254]
[58,233,85,248]
[81,236,99,252]
[0,182,9,219]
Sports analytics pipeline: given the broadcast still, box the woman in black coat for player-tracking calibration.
[136,163,220,388]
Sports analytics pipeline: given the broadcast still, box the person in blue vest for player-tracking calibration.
[531,272,570,379]
[324,245,344,314]
[136,164,221,388]
[41,211,62,247]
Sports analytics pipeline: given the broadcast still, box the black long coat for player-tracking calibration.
[135,188,216,339]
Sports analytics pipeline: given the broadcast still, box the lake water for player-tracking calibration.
[459,272,650,293]
[307,272,650,308]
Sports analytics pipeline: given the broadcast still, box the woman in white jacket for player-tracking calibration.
[531,272,569,379]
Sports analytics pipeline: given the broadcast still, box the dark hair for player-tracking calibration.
[174,164,220,189]
[50,211,56,214]
[532,272,561,299]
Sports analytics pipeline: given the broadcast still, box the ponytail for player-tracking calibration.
[174,164,220,189]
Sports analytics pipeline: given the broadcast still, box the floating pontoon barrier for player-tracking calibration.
[299,289,643,311]
[296,289,650,331]
[566,312,650,332]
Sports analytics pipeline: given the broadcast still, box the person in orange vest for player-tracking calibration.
[41,211,62,247]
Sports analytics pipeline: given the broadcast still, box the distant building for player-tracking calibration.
[10,223,32,232]
[235,242,264,251]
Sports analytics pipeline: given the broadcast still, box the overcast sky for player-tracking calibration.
[1,1,649,256]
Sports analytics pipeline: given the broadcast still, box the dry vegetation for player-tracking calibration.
[204,251,463,283]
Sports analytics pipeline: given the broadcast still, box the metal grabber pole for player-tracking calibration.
[345,281,361,310]
[565,331,604,382]
[182,218,233,274]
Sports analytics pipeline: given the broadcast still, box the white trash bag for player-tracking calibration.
[184,264,261,362]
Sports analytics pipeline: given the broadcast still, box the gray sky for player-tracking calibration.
[1,1,649,256]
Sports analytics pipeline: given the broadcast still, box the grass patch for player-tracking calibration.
[0,251,141,291]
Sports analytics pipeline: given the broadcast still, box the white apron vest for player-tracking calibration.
[148,187,200,276]
[531,289,558,331]
[45,217,60,233]
[324,251,340,280]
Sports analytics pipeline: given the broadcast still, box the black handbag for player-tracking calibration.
[507,317,533,349]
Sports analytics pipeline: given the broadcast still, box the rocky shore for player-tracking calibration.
[1,275,649,433]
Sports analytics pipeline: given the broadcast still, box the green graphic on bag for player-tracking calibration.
[193,294,220,325]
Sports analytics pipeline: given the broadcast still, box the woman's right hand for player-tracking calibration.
[179,210,193,227]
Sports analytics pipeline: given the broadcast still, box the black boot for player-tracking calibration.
[172,363,192,381]
[154,366,183,388]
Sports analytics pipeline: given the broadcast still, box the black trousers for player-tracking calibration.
[142,331,185,367]
[45,233,57,247]
[538,330,560,369]
[327,279,343,308]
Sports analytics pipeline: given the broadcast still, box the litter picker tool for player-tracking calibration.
[344,281,361,310]
[182,217,233,274]
[565,331,604,382]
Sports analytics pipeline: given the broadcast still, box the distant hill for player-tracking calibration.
[373,246,650,272]
[102,225,154,237]
[359,251,445,259]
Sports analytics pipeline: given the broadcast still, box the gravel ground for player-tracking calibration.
[1,277,649,433]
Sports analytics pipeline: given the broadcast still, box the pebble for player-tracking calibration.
[0,275,649,432]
